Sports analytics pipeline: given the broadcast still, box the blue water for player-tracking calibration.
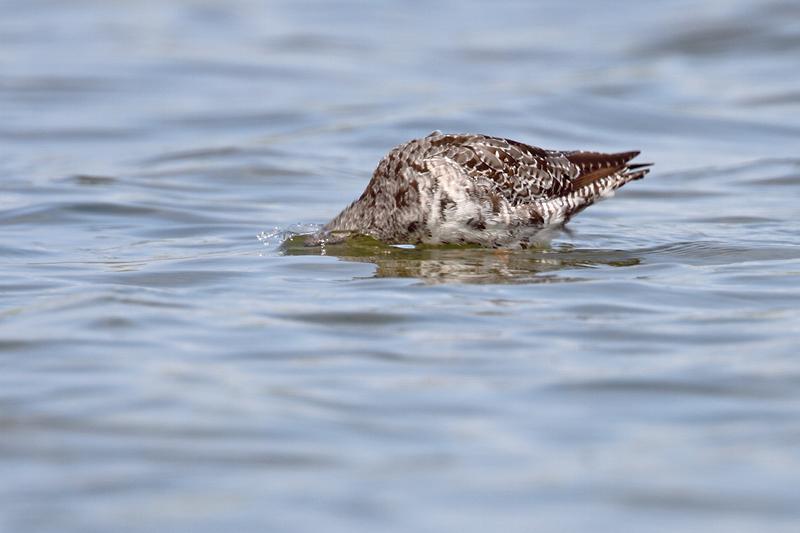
[2,1,800,531]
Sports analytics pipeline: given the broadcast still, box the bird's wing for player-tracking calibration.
[425,133,645,205]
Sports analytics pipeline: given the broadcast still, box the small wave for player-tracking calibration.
[640,240,800,265]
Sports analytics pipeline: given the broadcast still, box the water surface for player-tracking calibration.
[2,1,800,531]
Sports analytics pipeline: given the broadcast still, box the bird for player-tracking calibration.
[310,131,652,248]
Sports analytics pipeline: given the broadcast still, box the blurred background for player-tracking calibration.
[1,0,799,532]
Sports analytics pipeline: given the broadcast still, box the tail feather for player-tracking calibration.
[568,151,651,191]
[532,153,652,225]
[625,162,652,182]
[566,150,640,172]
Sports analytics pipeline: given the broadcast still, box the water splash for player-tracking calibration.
[257,223,323,255]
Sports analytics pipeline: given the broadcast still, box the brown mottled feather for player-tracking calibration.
[316,132,653,247]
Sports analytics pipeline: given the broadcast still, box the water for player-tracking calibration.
[2,0,800,531]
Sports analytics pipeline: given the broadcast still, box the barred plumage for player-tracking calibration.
[313,131,651,248]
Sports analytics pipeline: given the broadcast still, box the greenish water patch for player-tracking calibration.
[282,233,641,283]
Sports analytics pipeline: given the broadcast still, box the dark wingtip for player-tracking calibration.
[567,150,643,171]
[608,150,641,163]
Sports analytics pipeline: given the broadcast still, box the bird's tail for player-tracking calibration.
[534,151,652,225]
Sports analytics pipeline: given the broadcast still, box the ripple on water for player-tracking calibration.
[0,201,226,226]
[639,241,800,266]
[282,310,415,327]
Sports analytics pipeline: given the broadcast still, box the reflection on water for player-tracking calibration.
[282,235,641,283]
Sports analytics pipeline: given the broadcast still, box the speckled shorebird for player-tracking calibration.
[312,131,651,248]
